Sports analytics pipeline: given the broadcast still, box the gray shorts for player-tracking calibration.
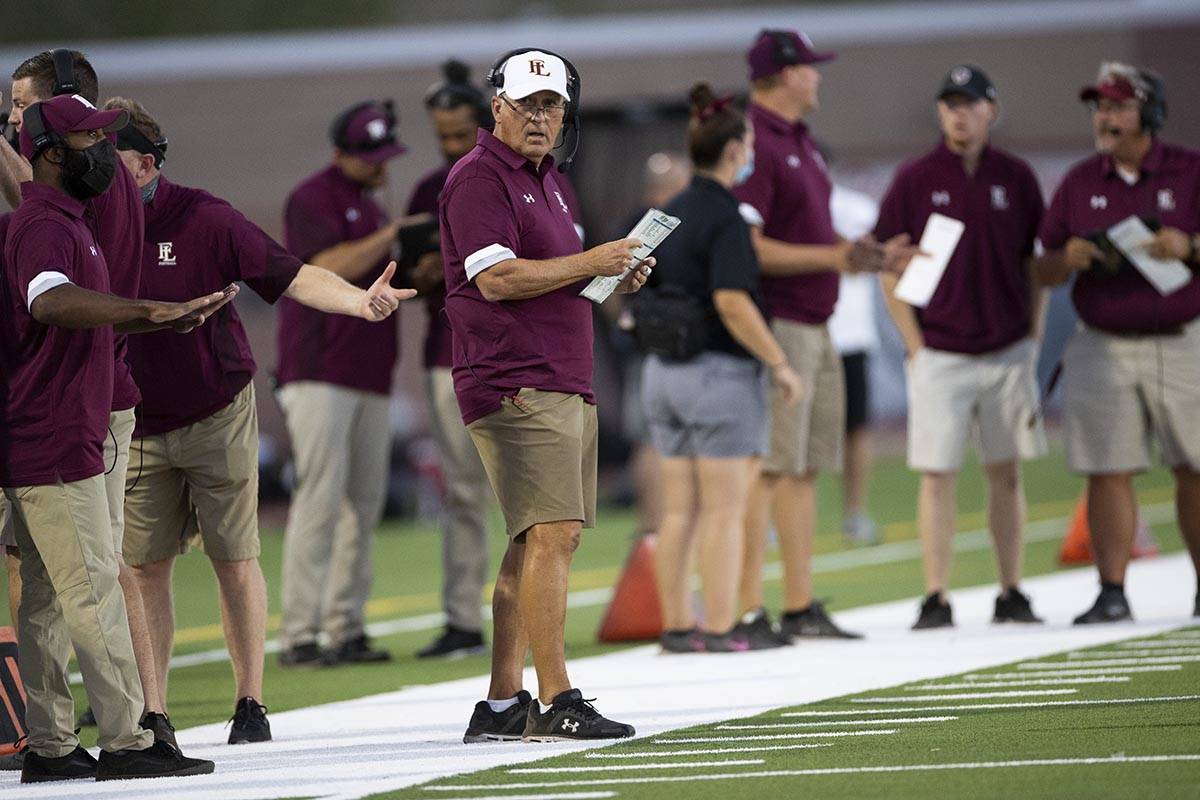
[642,352,769,459]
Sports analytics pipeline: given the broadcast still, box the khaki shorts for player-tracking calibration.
[1064,322,1200,474]
[123,384,261,566]
[906,338,1047,472]
[467,389,597,539]
[765,319,844,475]
[0,496,12,549]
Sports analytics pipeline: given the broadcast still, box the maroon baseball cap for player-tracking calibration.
[747,29,836,81]
[19,93,128,161]
[333,102,406,164]
[1079,75,1143,104]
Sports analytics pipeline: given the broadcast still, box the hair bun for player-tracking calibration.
[441,59,472,85]
[689,82,717,115]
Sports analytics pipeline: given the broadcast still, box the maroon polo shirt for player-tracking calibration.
[1040,138,1200,333]
[734,103,840,324]
[126,177,303,436]
[406,163,455,370]
[0,183,113,486]
[440,129,591,425]
[276,164,399,395]
[874,141,1043,354]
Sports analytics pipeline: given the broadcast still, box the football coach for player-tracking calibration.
[440,48,649,742]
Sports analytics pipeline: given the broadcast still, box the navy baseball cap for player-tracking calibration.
[747,29,836,81]
[937,65,997,102]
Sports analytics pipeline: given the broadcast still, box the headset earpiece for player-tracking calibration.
[1138,70,1167,133]
[49,48,77,97]
[23,102,59,163]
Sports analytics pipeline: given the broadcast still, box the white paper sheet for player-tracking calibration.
[893,213,965,308]
[580,208,681,303]
[1106,216,1193,296]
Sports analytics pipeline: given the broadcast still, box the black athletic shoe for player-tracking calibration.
[734,607,793,649]
[463,689,533,743]
[96,740,214,781]
[523,689,635,742]
[76,706,96,727]
[227,697,271,744]
[278,642,325,668]
[781,600,863,639]
[141,711,180,753]
[993,588,1044,624]
[325,634,392,665]
[659,629,700,653]
[913,593,953,630]
[417,626,487,659]
[19,745,96,783]
[1193,591,1199,618]
[1073,586,1133,625]
[696,631,751,653]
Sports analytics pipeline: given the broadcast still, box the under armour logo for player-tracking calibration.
[1090,195,1107,210]
[157,242,176,266]
[1158,189,1176,212]
[561,719,579,732]
[990,185,1009,210]
[932,191,951,207]
[529,59,550,77]
[89,245,97,256]
[523,193,536,204]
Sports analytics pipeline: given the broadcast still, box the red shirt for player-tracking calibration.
[440,129,591,425]
[0,183,113,486]
[874,141,1043,354]
[126,177,303,436]
[276,164,399,395]
[734,103,839,324]
[1040,138,1200,333]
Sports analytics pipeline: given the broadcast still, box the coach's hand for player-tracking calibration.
[771,362,804,407]
[147,283,240,332]
[1064,237,1102,272]
[881,233,924,274]
[360,261,418,321]
[614,258,654,295]
[841,237,886,274]
[1143,227,1192,262]
[586,238,643,277]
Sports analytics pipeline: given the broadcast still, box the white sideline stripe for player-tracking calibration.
[1070,648,1200,658]
[910,678,1130,689]
[1115,640,1200,649]
[717,715,956,729]
[586,744,835,759]
[425,755,1200,790]
[427,794,617,800]
[654,730,897,743]
[853,689,1077,702]
[782,695,1200,716]
[969,665,1183,677]
[1017,656,1200,669]
[509,759,764,773]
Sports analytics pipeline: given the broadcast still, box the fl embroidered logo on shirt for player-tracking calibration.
[157,242,176,266]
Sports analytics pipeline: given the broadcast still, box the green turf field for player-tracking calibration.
[0,449,1187,744]
[377,625,1200,800]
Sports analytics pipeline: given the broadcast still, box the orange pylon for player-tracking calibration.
[597,535,663,643]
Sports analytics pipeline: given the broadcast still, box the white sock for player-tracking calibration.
[539,700,553,714]
[486,696,519,713]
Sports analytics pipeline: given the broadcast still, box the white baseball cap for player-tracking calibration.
[496,50,570,102]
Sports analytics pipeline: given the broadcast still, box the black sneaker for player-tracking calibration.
[734,607,792,649]
[141,711,180,753]
[20,745,96,783]
[659,629,700,654]
[993,588,1044,624]
[523,689,635,742]
[228,697,271,744]
[325,634,392,665]
[76,706,96,727]
[1073,586,1133,625]
[913,593,953,630]
[696,631,751,653]
[278,642,325,668]
[1193,591,1198,618]
[417,626,487,659]
[463,689,533,743]
[781,600,863,639]
[96,740,214,781]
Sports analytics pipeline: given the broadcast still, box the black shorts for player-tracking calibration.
[842,351,870,433]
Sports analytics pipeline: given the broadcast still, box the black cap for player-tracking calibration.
[937,64,997,102]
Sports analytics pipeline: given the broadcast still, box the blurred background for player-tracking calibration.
[4,0,1199,519]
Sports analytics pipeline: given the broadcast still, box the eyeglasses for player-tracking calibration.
[500,95,567,120]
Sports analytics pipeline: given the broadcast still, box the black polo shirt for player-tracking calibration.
[649,175,763,359]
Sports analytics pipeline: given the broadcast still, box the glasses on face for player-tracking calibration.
[500,95,567,120]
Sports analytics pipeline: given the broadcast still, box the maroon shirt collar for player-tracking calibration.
[476,128,557,175]
[19,181,85,219]
[1099,137,1165,180]
[748,102,809,138]
[933,139,993,171]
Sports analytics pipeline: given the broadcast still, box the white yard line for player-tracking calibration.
[585,744,834,758]
[508,759,764,773]
[1016,656,1199,669]
[909,677,1130,689]
[9,552,1194,800]
[971,664,1183,677]
[782,695,1200,716]
[717,716,955,729]
[1068,648,1200,658]
[1115,639,1200,649]
[653,730,898,743]
[853,689,1077,702]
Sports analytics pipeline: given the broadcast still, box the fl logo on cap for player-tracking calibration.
[528,59,551,77]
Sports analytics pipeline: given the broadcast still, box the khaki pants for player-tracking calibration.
[278,382,391,649]
[5,476,152,756]
[766,319,844,475]
[426,368,494,633]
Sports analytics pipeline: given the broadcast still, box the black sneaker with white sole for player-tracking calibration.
[417,626,487,659]
[993,588,1043,624]
[228,697,271,744]
[912,593,953,630]
[523,689,635,742]
[463,689,533,743]
[20,745,96,783]
[1073,586,1132,625]
[734,607,792,649]
[781,600,863,639]
[96,740,214,781]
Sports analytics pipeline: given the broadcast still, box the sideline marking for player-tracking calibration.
[1069,648,1200,658]
[586,744,835,759]
[782,694,1200,716]
[968,665,1182,677]
[853,689,1076,702]
[654,730,897,743]
[509,759,764,773]
[717,715,956,730]
[427,794,616,800]
[910,678,1129,689]
[1017,656,1199,669]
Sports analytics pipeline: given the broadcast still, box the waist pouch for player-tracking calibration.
[633,286,713,360]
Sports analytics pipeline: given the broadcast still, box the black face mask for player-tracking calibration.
[58,139,118,200]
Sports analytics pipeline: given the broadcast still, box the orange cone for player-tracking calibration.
[0,626,27,757]
[1058,494,1160,565]
[597,535,663,643]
